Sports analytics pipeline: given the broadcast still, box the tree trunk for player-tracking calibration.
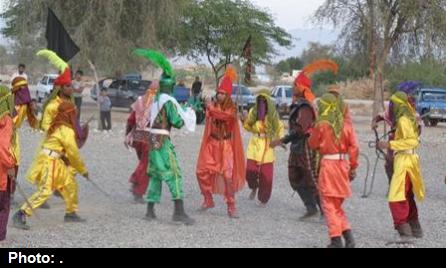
[87,60,103,131]
[373,50,390,118]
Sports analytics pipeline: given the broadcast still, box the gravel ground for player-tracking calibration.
[1,107,446,248]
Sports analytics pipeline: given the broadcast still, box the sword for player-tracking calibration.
[13,179,40,219]
[84,115,95,125]
[86,179,111,198]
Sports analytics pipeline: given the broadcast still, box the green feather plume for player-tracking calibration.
[133,49,174,77]
[36,49,69,72]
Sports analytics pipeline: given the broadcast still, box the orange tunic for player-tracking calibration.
[308,121,359,198]
[197,104,246,195]
[0,116,16,191]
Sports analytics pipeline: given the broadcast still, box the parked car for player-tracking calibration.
[173,86,191,104]
[91,78,152,109]
[36,74,58,103]
[122,73,142,81]
[416,88,446,127]
[231,85,256,111]
[271,85,293,118]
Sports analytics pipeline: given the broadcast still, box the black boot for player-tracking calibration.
[172,200,195,226]
[145,202,157,221]
[409,219,423,239]
[343,230,356,248]
[64,213,87,223]
[396,223,413,238]
[13,210,30,230]
[299,209,319,221]
[327,237,344,248]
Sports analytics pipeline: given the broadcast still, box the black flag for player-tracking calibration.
[241,36,252,84]
[45,8,80,62]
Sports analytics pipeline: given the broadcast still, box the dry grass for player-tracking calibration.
[335,78,391,100]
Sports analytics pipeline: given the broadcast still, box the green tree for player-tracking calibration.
[1,0,190,75]
[178,0,292,86]
[275,57,303,74]
[301,42,335,65]
[0,45,10,73]
[315,0,446,116]
[388,60,446,90]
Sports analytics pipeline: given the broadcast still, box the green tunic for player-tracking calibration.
[146,101,185,203]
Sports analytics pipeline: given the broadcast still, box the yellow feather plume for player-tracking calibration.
[36,49,69,73]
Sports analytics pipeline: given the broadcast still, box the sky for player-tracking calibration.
[0,0,334,60]
[251,0,327,30]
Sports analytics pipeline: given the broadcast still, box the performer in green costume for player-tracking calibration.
[133,49,196,226]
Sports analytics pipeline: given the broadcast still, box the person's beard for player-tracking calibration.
[61,91,72,99]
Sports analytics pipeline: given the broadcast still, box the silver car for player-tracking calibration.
[231,84,256,111]
[271,85,293,118]
[36,74,58,103]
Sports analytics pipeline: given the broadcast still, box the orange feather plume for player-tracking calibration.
[303,60,339,76]
[225,65,238,83]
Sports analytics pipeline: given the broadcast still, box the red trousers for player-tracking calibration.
[129,141,150,197]
[389,175,419,227]
[246,160,274,204]
[321,196,351,238]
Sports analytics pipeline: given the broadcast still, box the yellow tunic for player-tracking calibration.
[244,112,285,164]
[388,116,425,202]
[27,96,73,184]
[41,96,63,132]
[22,125,87,216]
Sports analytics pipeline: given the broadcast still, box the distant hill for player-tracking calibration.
[275,28,339,62]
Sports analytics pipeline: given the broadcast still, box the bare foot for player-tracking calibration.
[256,201,267,208]
[249,189,257,201]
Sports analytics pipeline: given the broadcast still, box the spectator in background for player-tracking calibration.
[72,70,85,120]
[11,64,28,82]
[177,79,186,87]
[191,76,203,98]
[98,88,112,131]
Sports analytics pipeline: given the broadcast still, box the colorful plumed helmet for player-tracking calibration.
[294,59,339,102]
[218,65,237,96]
[11,77,28,92]
[396,81,421,96]
[133,49,175,95]
[37,49,71,87]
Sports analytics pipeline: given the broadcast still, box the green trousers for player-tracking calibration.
[146,138,184,203]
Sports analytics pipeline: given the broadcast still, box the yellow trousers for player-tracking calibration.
[22,154,78,217]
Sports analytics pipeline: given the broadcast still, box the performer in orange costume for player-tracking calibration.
[309,93,359,248]
[0,86,17,242]
[196,66,246,218]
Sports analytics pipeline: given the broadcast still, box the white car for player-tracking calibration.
[271,85,293,118]
[36,74,58,103]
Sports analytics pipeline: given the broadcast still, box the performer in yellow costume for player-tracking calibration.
[378,91,425,239]
[243,91,284,206]
[13,101,89,230]
[27,50,83,215]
